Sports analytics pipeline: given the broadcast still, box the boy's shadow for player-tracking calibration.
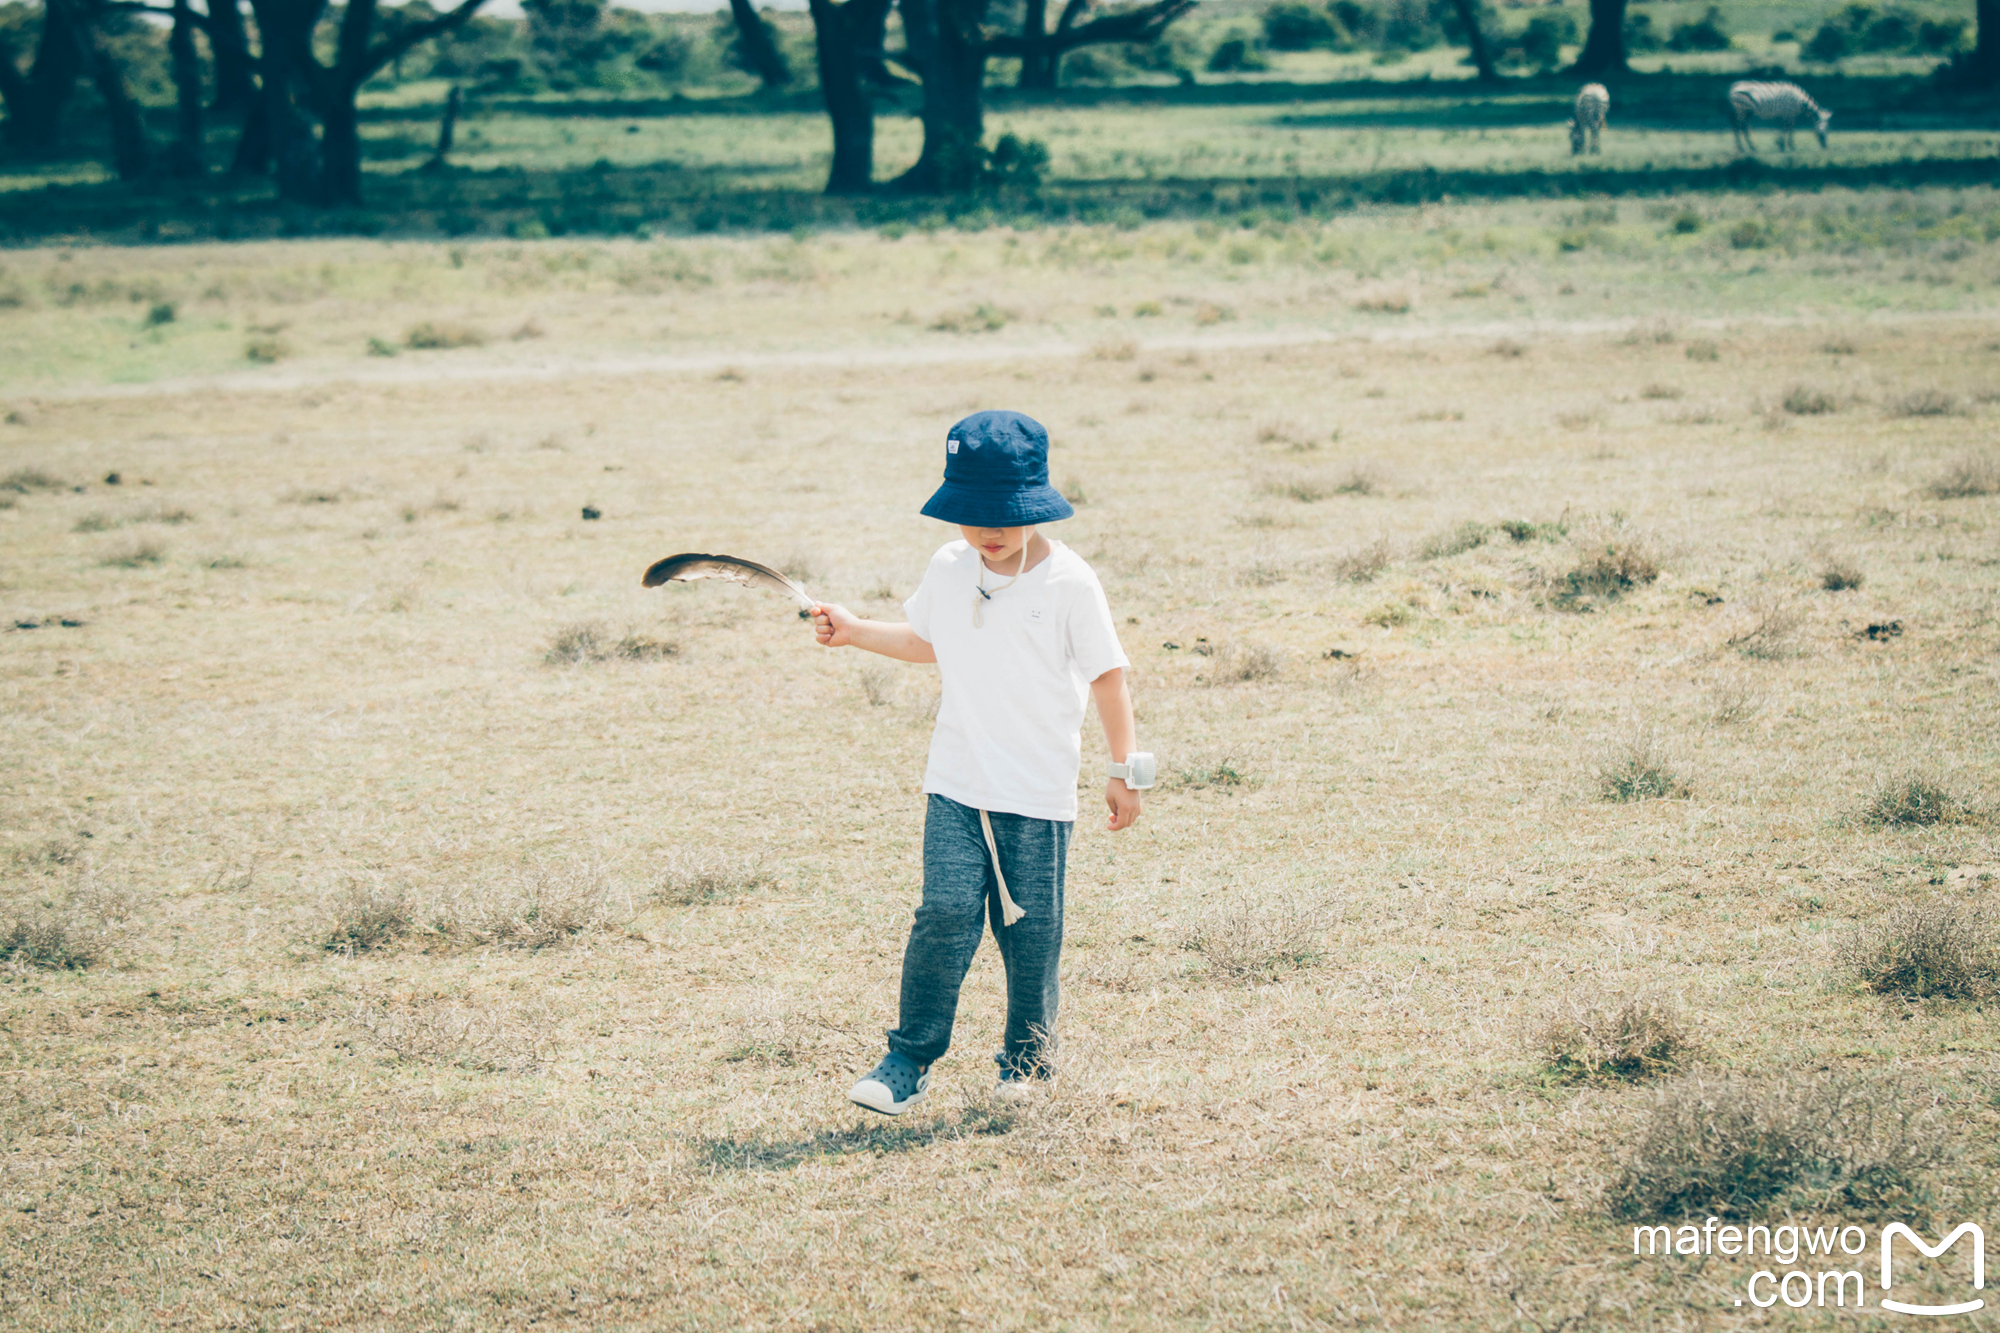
[694,1105,1017,1173]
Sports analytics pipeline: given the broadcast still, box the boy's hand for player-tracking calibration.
[811,602,859,648]
[1104,780,1141,831]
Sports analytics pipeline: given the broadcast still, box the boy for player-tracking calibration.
[810,410,1150,1114]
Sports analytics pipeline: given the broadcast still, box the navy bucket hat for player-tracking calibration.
[919,410,1075,528]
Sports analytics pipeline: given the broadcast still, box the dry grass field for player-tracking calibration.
[2,189,1998,1331]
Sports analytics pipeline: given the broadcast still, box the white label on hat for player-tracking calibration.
[947,438,959,453]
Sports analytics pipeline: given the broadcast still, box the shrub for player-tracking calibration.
[1352,289,1413,314]
[1488,338,1527,358]
[100,539,165,568]
[320,878,414,953]
[1889,388,1965,418]
[1623,11,1662,51]
[406,322,487,350]
[1685,339,1721,362]
[1781,384,1838,415]
[1845,900,1999,999]
[1670,208,1702,234]
[985,134,1048,191]
[145,301,175,326]
[1206,35,1268,72]
[930,303,1008,333]
[1328,538,1392,582]
[1182,892,1327,983]
[1551,537,1661,610]
[244,336,290,363]
[1725,597,1805,659]
[1924,453,1999,498]
[1362,601,1412,628]
[1862,774,1976,827]
[1172,757,1249,789]
[1262,2,1337,50]
[544,622,677,665]
[652,851,777,906]
[1606,1071,1946,1218]
[1,467,63,493]
[1817,557,1864,591]
[1597,730,1691,802]
[1418,520,1488,560]
[1727,220,1769,250]
[426,858,620,948]
[1666,6,1731,51]
[1198,641,1281,684]
[0,910,96,969]
[1640,382,1683,401]
[1498,517,1567,543]
[1532,989,1693,1084]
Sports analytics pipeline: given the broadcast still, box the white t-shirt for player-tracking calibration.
[903,539,1129,822]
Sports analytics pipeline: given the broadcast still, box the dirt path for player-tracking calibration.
[19,308,1998,404]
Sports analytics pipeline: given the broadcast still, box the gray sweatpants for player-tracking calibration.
[885,794,1071,1078]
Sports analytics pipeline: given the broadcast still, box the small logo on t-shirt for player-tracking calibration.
[1025,606,1046,623]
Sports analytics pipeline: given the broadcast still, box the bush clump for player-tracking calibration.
[1862,774,1977,827]
[320,878,414,953]
[1532,989,1694,1084]
[1845,899,1999,999]
[1924,453,1999,499]
[1551,536,1661,611]
[1598,731,1693,802]
[1606,1071,1946,1218]
[406,322,487,350]
[1781,384,1838,415]
[1418,520,1489,560]
[1182,892,1327,984]
[544,621,678,665]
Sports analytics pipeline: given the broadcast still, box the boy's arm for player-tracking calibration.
[811,603,937,664]
[1091,667,1141,832]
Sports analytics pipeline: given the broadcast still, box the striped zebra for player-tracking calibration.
[1729,81,1831,153]
[1568,84,1609,156]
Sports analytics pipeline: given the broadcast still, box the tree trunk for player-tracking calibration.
[1568,0,1627,76]
[83,19,150,179]
[205,0,259,114]
[893,0,985,193]
[847,0,900,86]
[1965,0,2000,86]
[1016,0,1052,88]
[728,0,791,88]
[1447,0,1498,82]
[318,87,362,204]
[1,0,85,152]
[230,92,268,172]
[422,84,460,171]
[169,0,206,176]
[807,0,872,193]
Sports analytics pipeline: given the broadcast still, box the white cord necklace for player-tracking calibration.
[972,533,1032,628]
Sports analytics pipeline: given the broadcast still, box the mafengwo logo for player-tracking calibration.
[1632,1220,1984,1313]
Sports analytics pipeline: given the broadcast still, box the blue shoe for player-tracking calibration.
[848,1052,931,1116]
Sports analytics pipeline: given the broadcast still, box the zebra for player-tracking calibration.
[1568,84,1610,156]
[1728,81,1831,153]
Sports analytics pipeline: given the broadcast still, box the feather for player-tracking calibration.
[641,552,815,612]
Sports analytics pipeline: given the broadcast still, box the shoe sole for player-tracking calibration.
[849,1081,928,1116]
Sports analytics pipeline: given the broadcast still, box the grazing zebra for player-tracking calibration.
[1728,81,1831,153]
[1568,84,1610,156]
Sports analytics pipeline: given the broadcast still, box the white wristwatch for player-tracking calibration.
[1108,752,1156,790]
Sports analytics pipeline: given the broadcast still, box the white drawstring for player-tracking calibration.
[979,808,1026,926]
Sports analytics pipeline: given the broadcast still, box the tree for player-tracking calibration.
[1945,0,1999,85]
[994,0,1192,92]
[1443,0,1497,81]
[167,0,203,174]
[81,5,149,179]
[244,0,489,206]
[807,0,871,192]
[725,0,790,88]
[0,0,86,152]
[1567,0,1628,76]
[205,0,257,112]
[887,0,1187,190]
